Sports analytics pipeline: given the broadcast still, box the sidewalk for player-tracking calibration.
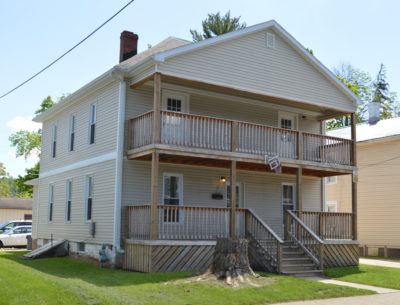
[271,292,400,305]
[360,258,400,268]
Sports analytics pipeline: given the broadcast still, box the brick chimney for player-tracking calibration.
[119,31,138,63]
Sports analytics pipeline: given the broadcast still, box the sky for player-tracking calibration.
[1,0,399,177]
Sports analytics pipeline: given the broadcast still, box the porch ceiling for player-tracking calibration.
[131,151,350,177]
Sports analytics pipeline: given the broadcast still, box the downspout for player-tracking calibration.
[112,70,126,253]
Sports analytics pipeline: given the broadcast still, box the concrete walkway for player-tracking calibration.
[271,292,400,305]
[360,258,400,268]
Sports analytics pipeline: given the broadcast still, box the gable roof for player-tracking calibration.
[152,20,359,107]
[0,198,32,210]
[328,117,400,142]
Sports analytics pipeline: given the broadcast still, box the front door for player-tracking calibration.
[278,113,297,158]
[282,183,296,226]
[226,183,243,236]
[163,173,183,223]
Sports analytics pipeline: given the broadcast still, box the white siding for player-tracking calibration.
[40,82,119,173]
[122,160,321,237]
[0,209,32,224]
[36,160,115,244]
[159,29,354,112]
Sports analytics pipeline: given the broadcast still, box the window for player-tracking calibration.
[166,98,182,112]
[163,173,183,223]
[282,183,295,224]
[51,125,57,158]
[69,115,76,151]
[226,183,241,208]
[24,214,32,220]
[326,201,338,212]
[48,184,54,222]
[89,104,96,144]
[326,176,338,185]
[65,180,72,222]
[85,176,93,221]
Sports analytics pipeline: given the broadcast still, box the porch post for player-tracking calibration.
[296,167,303,213]
[351,113,358,240]
[150,151,159,240]
[230,160,237,239]
[152,73,161,144]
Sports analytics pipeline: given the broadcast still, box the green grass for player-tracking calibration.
[0,251,373,305]
[325,264,400,290]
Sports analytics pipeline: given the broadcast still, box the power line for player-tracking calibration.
[0,0,135,100]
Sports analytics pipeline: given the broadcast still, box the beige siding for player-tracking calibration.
[40,82,119,173]
[122,160,321,237]
[0,209,32,224]
[125,86,321,136]
[327,138,400,247]
[159,29,354,112]
[36,160,115,244]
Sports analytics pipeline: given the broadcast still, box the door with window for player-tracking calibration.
[162,91,189,145]
[278,113,297,158]
[226,183,243,236]
[163,173,183,223]
[282,183,295,226]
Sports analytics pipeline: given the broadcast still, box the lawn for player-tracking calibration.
[0,251,373,305]
[325,264,400,290]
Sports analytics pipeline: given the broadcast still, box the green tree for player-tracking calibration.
[14,163,40,198]
[0,163,15,197]
[371,64,394,119]
[190,11,246,42]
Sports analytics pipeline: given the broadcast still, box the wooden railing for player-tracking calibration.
[126,204,246,240]
[128,111,354,166]
[302,133,353,165]
[245,208,283,273]
[285,210,324,270]
[295,211,354,240]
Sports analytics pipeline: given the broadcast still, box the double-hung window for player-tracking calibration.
[69,115,76,151]
[89,104,96,144]
[65,180,72,222]
[49,184,54,222]
[85,176,93,221]
[51,125,57,158]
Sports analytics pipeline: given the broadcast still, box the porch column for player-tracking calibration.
[351,113,358,240]
[296,167,303,213]
[152,73,161,144]
[230,160,237,239]
[150,151,159,240]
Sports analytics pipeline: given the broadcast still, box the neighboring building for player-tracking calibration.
[0,198,32,224]
[326,117,400,257]
[31,20,360,274]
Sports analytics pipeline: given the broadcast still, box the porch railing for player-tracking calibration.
[295,211,354,240]
[128,111,354,166]
[126,205,246,240]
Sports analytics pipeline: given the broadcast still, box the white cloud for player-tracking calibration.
[7,116,41,132]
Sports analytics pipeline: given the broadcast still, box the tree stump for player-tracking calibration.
[212,238,254,285]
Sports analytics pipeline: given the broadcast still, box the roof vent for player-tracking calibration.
[266,32,275,48]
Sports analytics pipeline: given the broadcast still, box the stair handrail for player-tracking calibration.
[285,210,325,270]
[246,208,284,273]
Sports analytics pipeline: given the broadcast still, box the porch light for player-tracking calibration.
[220,176,227,183]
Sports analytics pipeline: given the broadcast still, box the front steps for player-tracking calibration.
[280,242,322,276]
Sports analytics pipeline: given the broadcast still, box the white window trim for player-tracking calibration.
[282,182,296,224]
[326,201,338,212]
[51,124,57,158]
[326,176,338,185]
[68,114,76,152]
[84,175,94,223]
[65,179,72,223]
[161,90,190,113]
[88,103,97,145]
[225,182,243,208]
[278,111,298,130]
[48,184,54,223]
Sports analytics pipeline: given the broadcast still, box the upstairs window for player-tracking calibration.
[166,98,182,112]
[65,180,72,222]
[69,115,76,151]
[85,176,93,221]
[48,184,54,222]
[89,104,96,144]
[51,125,57,158]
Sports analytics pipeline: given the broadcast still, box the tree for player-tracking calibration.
[190,11,246,42]
[371,64,394,120]
[14,163,40,198]
[0,163,17,197]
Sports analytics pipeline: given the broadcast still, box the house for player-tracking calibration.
[30,20,359,274]
[0,198,32,224]
[326,117,400,258]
